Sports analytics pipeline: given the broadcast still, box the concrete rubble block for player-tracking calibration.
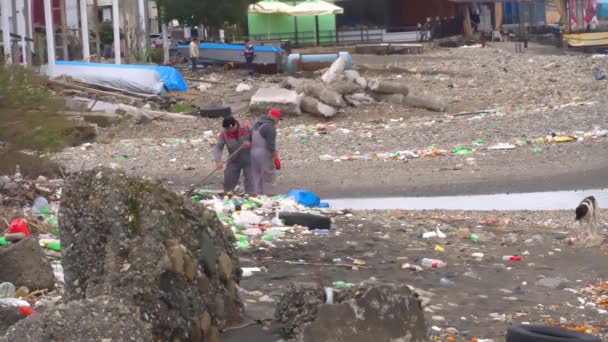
[368,79,410,96]
[59,168,243,341]
[279,76,305,93]
[82,112,122,127]
[303,82,347,108]
[301,96,338,118]
[344,93,375,107]
[2,296,154,342]
[250,88,302,116]
[235,83,253,93]
[0,305,25,336]
[536,277,571,290]
[327,80,362,95]
[276,283,427,342]
[322,56,349,84]
[404,92,448,112]
[0,238,55,291]
[344,70,368,89]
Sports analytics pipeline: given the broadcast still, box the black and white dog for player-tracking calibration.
[576,196,600,236]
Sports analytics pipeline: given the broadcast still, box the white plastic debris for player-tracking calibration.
[241,267,262,277]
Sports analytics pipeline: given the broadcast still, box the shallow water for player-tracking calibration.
[327,188,608,211]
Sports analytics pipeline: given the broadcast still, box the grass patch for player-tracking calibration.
[0,64,87,153]
[170,102,193,113]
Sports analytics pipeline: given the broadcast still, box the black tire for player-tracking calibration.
[199,106,231,118]
[279,212,331,230]
[507,324,601,342]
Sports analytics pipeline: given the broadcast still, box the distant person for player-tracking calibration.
[242,38,255,76]
[251,109,282,195]
[189,37,200,72]
[212,116,253,193]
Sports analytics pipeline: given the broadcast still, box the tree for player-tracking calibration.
[157,0,255,34]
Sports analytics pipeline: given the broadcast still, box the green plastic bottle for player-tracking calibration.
[46,241,61,252]
[470,234,480,242]
[333,281,354,288]
[0,237,7,245]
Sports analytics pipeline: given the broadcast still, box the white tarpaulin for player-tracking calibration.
[41,64,166,95]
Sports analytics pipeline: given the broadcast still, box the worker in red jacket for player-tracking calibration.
[212,116,254,193]
[251,108,282,195]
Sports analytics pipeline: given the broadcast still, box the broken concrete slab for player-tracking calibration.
[276,283,427,342]
[344,93,375,107]
[0,238,55,291]
[373,93,405,105]
[344,70,368,89]
[322,56,349,84]
[368,79,410,96]
[405,92,448,112]
[327,80,362,95]
[236,83,253,93]
[280,76,305,93]
[250,88,302,116]
[303,83,347,108]
[301,96,338,118]
[82,112,123,127]
[2,296,154,342]
[60,168,243,340]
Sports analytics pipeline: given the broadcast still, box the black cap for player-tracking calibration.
[222,116,236,128]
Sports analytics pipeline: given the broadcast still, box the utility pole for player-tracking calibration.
[93,0,100,61]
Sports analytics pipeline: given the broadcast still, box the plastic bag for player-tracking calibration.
[9,219,30,237]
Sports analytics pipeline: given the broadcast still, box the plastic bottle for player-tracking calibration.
[440,278,456,287]
[333,281,354,288]
[31,197,49,218]
[45,241,61,252]
[238,236,250,249]
[324,287,334,304]
[421,258,448,268]
[470,234,480,242]
[0,282,16,298]
[402,263,423,272]
[14,165,22,180]
[502,255,522,262]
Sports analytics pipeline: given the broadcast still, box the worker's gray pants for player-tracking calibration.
[224,162,254,194]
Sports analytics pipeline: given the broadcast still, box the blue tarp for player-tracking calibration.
[55,61,188,92]
[176,42,283,53]
[286,189,321,207]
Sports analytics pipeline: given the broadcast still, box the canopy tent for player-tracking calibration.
[285,0,344,16]
[248,0,293,14]
[247,0,343,46]
[285,0,344,46]
[248,0,295,39]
